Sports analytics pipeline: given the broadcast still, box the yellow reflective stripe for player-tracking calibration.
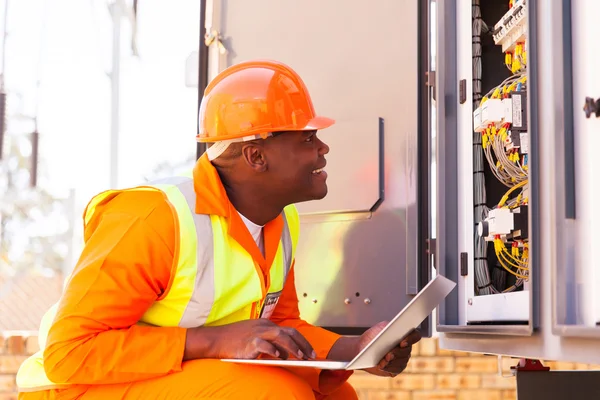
[207,215,262,325]
[268,211,293,293]
[84,184,181,227]
[268,250,285,293]
[140,180,197,327]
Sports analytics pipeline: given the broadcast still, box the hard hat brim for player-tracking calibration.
[302,116,335,131]
[197,115,335,143]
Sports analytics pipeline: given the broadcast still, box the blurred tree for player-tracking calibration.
[0,119,71,286]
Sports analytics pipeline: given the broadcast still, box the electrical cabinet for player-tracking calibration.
[436,0,534,333]
[435,0,600,364]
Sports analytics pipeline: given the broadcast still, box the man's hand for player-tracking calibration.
[183,319,317,361]
[359,321,422,377]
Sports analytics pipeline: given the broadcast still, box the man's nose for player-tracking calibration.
[317,137,330,155]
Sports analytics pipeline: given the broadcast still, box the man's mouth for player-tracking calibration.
[312,168,324,175]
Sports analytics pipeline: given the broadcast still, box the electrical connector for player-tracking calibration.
[481,99,504,126]
[511,206,529,239]
[503,98,513,124]
[493,0,527,52]
[473,107,485,132]
[478,208,514,241]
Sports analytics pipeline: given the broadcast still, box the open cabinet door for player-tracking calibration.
[197,0,433,335]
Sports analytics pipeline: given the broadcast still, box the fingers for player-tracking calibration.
[264,328,314,360]
[252,338,280,359]
[401,329,422,347]
[384,360,409,375]
[282,327,316,359]
[378,353,409,375]
[378,346,412,375]
[374,321,389,330]
[391,345,412,358]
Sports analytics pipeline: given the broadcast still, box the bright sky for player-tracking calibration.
[2,0,199,208]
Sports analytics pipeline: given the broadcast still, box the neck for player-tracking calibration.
[229,189,283,226]
[221,179,284,226]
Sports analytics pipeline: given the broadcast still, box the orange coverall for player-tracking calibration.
[19,155,356,400]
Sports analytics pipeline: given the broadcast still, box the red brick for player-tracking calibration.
[502,389,517,400]
[434,338,468,357]
[0,356,27,374]
[418,339,437,356]
[458,390,501,400]
[410,341,421,356]
[348,371,390,390]
[500,357,520,374]
[413,390,457,400]
[481,374,516,389]
[5,338,24,356]
[572,362,600,370]
[455,357,498,373]
[391,374,435,390]
[543,361,576,370]
[367,390,410,400]
[0,374,15,392]
[25,337,39,356]
[437,347,470,357]
[436,374,481,389]
[408,357,455,373]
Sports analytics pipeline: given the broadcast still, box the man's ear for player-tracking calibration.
[241,143,267,172]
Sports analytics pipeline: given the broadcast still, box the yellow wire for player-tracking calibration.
[497,252,529,279]
[502,247,529,268]
[499,179,528,207]
[495,239,529,269]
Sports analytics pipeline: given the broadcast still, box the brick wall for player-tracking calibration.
[1,335,32,400]
[1,335,598,399]
[349,337,600,400]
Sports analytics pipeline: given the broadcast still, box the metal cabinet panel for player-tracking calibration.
[552,0,600,337]
[217,0,430,331]
[438,0,600,364]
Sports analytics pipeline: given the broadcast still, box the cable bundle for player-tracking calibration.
[472,0,529,295]
[472,0,495,295]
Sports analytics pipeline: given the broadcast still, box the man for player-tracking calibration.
[16,60,421,399]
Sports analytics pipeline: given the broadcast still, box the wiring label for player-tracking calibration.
[520,132,529,153]
[512,94,523,128]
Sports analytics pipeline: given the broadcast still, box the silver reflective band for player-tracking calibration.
[177,178,216,328]
[281,209,293,283]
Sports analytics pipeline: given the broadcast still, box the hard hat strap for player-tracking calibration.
[206,133,273,161]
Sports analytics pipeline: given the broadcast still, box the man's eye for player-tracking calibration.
[305,135,314,142]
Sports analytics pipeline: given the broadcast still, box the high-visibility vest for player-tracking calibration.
[16,175,299,392]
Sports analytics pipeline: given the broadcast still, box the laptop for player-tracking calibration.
[222,274,456,370]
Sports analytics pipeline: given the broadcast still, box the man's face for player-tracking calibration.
[262,130,330,204]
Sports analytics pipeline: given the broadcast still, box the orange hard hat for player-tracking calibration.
[197,60,335,145]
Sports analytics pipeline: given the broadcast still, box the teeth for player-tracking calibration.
[312,168,323,174]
